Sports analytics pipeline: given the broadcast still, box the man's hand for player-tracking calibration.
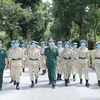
[43,60,46,65]
[57,61,61,67]
[7,64,11,69]
[5,66,8,70]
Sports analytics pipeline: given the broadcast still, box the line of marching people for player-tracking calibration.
[0,37,100,90]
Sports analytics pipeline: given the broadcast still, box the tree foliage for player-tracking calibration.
[0,0,32,40]
[51,0,100,44]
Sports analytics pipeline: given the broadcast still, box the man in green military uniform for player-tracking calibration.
[44,37,59,89]
[0,39,8,90]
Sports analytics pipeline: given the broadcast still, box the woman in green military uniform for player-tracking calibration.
[44,37,59,89]
[0,39,8,90]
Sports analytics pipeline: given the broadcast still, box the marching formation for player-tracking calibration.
[0,37,100,90]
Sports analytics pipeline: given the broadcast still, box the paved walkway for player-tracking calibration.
[0,68,100,100]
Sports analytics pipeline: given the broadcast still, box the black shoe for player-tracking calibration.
[65,79,68,86]
[9,79,13,83]
[48,81,51,85]
[59,74,62,80]
[57,74,60,81]
[52,84,56,89]
[14,80,16,85]
[85,80,90,87]
[39,68,40,71]
[30,81,34,88]
[80,79,82,84]
[22,68,25,72]
[44,70,46,74]
[42,70,45,75]
[35,79,38,84]
[0,87,2,91]
[73,75,76,82]
[68,78,70,83]
[98,80,100,86]
[16,82,20,90]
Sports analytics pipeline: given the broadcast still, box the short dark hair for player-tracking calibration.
[0,38,3,43]
[48,37,54,42]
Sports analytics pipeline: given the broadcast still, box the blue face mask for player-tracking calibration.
[0,43,2,47]
[58,45,62,48]
[96,45,100,49]
[11,43,14,47]
[73,45,77,48]
[14,44,19,48]
[81,43,85,47]
[49,42,55,46]
[32,45,36,48]
[22,46,25,49]
[41,45,45,48]
[65,45,69,48]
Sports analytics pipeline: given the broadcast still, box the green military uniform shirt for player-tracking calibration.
[44,47,59,65]
[0,49,8,69]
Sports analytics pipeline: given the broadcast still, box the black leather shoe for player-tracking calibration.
[52,84,56,89]
[48,81,51,85]
[9,79,13,83]
[57,74,60,81]
[16,82,20,90]
[85,80,90,87]
[39,68,40,71]
[42,70,45,75]
[65,79,68,86]
[44,70,46,74]
[14,80,16,85]
[59,74,62,80]
[80,79,82,84]
[68,78,70,83]
[30,81,34,88]
[98,80,100,86]
[35,79,38,84]
[22,68,25,72]
[73,75,76,82]
[0,87,2,91]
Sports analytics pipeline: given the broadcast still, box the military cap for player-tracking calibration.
[66,41,70,45]
[31,40,36,45]
[96,42,100,45]
[21,44,25,46]
[28,42,31,45]
[14,40,20,43]
[57,41,62,45]
[10,40,15,43]
[40,42,45,44]
[80,40,86,43]
[63,42,67,45]
[73,42,77,45]
[36,42,39,44]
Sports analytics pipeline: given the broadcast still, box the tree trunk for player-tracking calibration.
[94,19,98,46]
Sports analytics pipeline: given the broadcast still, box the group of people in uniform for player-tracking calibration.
[0,37,100,90]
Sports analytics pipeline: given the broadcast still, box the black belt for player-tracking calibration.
[29,58,38,60]
[41,54,44,56]
[95,57,100,59]
[79,57,87,59]
[63,57,71,60]
[74,58,76,60]
[12,58,21,60]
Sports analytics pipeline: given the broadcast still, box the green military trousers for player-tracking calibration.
[47,64,56,85]
[0,68,4,88]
